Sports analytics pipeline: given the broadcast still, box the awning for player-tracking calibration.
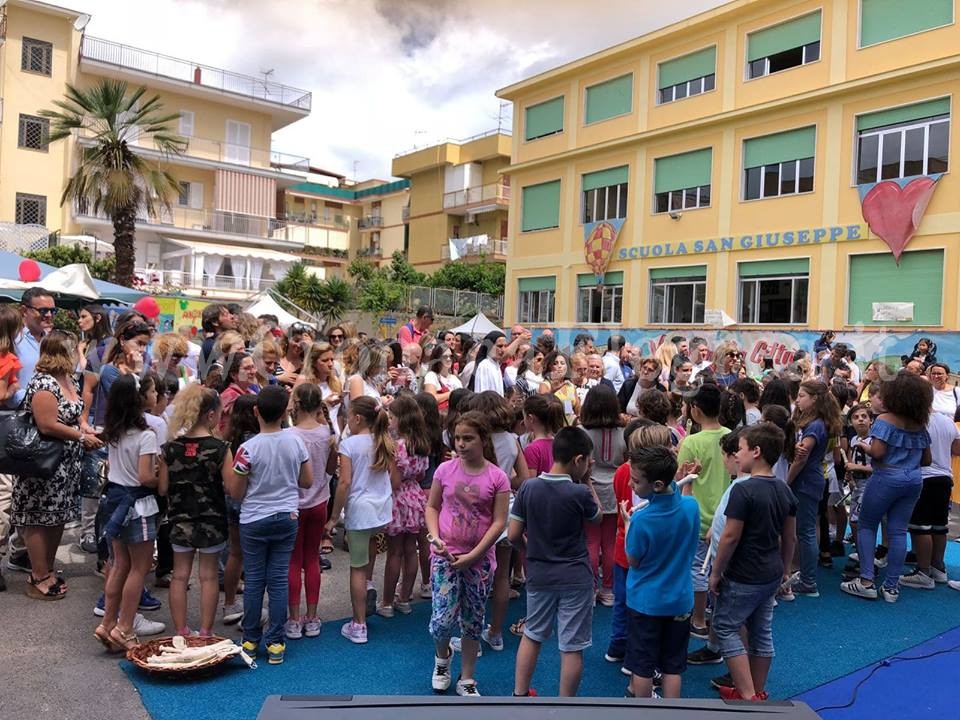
[163,238,300,263]
[0,249,144,306]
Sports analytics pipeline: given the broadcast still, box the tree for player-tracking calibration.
[429,260,505,295]
[272,262,309,302]
[26,245,115,281]
[41,79,187,287]
[315,276,354,326]
[347,257,377,288]
[355,273,406,314]
[387,250,426,286]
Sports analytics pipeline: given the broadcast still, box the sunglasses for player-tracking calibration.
[329,333,344,340]
[171,353,185,361]
[727,352,742,359]
[29,306,56,317]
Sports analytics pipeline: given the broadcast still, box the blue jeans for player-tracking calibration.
[712,577,780,658]
[607,564,629,657]
[239,513,298,646]
[796,493,820,587]
[857,470,923,589]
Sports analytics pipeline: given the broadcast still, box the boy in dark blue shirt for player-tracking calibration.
[622,446,700,699]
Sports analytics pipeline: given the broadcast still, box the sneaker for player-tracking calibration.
[718,685,764,702]
[432,653,452,692]
[604,650,625,663]
[456,678,481,697]
[241,641,257,661]
[689,624,709,640]
[928,566,948,584]
[222,601,243,625]
[376,604,395,619]
[848,553,859,563]
[320,557,332,571]
[267,642,285,664]
[93,593,105,617]
[394,600,413,615]
[5,551,30,573]
[133,613,166,636]
[139,587,162,611]
[285,619,303,639]
[900,569,935,590]
[711,672,734,690]
[153,574,171,589]
[365,587,377,617]
[879,585,900,603]
[777,583,795,602]
[481,626,504,651]
[791,580,820,598]
[303,618,322,637]
[596,591,615,607]
[688,646,724,665]
[449,636,482,657]
[341,620,368,644]
[840,577,878,600]
[947,579,960,592]
[80,534,98,554]
[419,583,432,599]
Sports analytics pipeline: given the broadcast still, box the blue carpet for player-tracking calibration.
[123,544,960,720]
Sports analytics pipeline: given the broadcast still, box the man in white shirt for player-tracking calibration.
[603,335,626,393]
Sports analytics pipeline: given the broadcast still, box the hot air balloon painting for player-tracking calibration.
[583,218,625,285]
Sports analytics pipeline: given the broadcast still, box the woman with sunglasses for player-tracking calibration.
[152,332,193,389]
[714,343,744,388]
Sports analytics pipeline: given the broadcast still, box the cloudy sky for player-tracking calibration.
[81,0,727,180]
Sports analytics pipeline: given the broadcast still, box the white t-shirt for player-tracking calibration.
[233,430,309,525]
[473,357,504,396]
[459,360,476,387]
[603,352,625,393]
[690,360,712,381]
[108,428,159,519]
[144,412,167,442]
[848,362,861,385]
[424,370,462,393]
[923,411,960,479]
[932,387,959,418]
[492,431,520,478]
[745,407,762,426]
[339,433,393,530]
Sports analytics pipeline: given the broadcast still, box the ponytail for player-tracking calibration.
[350,396,394,472]
[293,382,332,428]
[167,383,221,440]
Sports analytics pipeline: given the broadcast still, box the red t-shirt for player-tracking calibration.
[0,352,21,386]
[613,461,633,569]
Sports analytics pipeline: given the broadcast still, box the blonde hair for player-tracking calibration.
[627,423,672,452]
[254,337,279,359]
[167,384,221,440]
[654,343,677,371]
[236,313,261,344]
[152,332,188,362]
[339,320,358,340]
[218,331,245,357]
[302,341,343,393]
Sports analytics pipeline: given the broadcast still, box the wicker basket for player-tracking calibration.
[127,635,238,677]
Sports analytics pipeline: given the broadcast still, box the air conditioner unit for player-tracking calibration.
[465,213,477,224]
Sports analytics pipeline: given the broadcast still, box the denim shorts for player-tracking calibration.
[171,542,227,555]
[624,609,691,677]
[523,585,595,652]
[690,537,709,592]
[712,576,780,659]
[117,513,158,544]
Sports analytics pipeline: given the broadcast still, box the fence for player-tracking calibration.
[407,285,503,320]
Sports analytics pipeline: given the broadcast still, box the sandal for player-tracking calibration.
[320,539,335,555]
[25,573,66,601]
[510,618,526,637]
[94,625,122,652]
[109,626,140,652]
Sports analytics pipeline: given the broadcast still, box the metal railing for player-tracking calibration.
[279,212,351,230]
[75,200,286,240]
[395,128,512,157]
[357,244,383,257]
[441,237,508,260]
[358,215,383,229]
[134,267,279,293]
[443,181,511,212]
[407,285,503,320]
[80,36,312,111]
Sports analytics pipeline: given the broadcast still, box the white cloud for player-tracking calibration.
[79,0,728,178]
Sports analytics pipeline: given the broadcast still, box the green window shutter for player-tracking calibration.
[518,276,556,292]
[583,165,629,192]
[524,97,564,141]
[654,148,713,193]
[747,10,822,61]
[521,180,561,232]
[860,0,953,47]
[744,126,816,168]
[739,258,810,277]
[585,74,633,125]
[578,271,624,287]
[650,265,707,280]
[848,250,943,325]
[856,98,950,132]
[658,47,717,89]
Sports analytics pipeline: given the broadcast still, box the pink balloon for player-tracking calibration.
[133,296,161,320]
[18,259,41,282]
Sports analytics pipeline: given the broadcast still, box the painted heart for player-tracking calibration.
[860,177,938,264]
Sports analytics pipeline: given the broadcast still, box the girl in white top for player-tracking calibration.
[423,344,463,412]
[297,341,344,435]
[469,331,507,396]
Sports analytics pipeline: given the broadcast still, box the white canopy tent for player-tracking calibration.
[0,263,100,301]
[244,293,309,331]
[449,311,502,337]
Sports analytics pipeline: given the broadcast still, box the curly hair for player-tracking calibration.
[794,380,843,437]
[880,372,933,426]
[167,383,221,440]
[226,394,259,453]
[152,332,188,364]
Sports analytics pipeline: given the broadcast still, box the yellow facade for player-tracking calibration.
[392,132,511,271]
[497,0,960,362]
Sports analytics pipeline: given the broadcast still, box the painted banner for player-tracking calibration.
[155,296,211,336]
[858,174,941,264]
[584,218,625,284]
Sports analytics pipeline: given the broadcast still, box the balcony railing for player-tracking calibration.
[280,212,351,231]
[134,267,277,294]
[358,215,383,229]
[443,181,511,213]
[441,237,508,260]
[75,200,286,240]
[357,243,383,258]
[80,36,312,111]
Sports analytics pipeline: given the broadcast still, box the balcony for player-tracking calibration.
[356,243,383,259]
[280,212,351,231]
[79,36,311,116]
[358,215,383,230]
[441,235,508,261]
[134,267,277,295]
[443,180,511,215]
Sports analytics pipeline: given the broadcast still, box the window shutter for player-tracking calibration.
[856,98,950,132]
[738,258,810,277]
[585,74,633,124]
[578,271,624,287]
[521,180,561,232]
[744,126,816,168]
[860,0,953,47]
[654,149,713,194]
[189,182,204,209]
[518,276,556,292]
[747,11,822,61]
[582,165,629,192]
[650,265,707,280]
[848,250,943,325]
[658,47,716,89]
[524,97,564,141]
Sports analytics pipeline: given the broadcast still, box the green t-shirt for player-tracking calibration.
[677,426,732,537]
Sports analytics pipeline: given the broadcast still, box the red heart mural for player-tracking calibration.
[860,177,939,264]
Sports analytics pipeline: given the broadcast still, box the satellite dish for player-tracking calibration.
[74,14,91,31]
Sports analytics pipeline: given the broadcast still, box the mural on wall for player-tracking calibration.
[858,174,942,264]
[584,219,624,284]
[155,297,211,335]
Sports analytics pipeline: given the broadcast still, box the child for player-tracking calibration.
[510,427,601,698]
[622,445,700,699]
[0,304,23,404]
[710,423,798,701]
[676,383,729,638]
[286,384,338,640]
[229,386,312,665]
[522,393,564,475]
[158,384,231,638]
[379,394,430,617]
[579,384,625,607]
[842,404,873,580]
[427,411,510,696]
[760,405,793,484]
[841,373,932,602]
[414,392,448,600]
[733,378,762,426]
[325,396,396,644]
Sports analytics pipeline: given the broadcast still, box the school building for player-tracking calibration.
[496,0,960,366]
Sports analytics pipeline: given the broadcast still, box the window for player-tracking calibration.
[179,110,195,137]
[577,272,623,324]
[517,277,556,323]
[654,148,712,213]
[18,115,49,151]
[15,193,47,226]
[746,11,821,79]
[848,250,943,325]
[649,267,706,324]
[657,47,716,105]
[585,74,633,125]
[524,97,564,141]
[738,259,809,324]
[856,98,950,184]
[21,37,53,75]
[743,126,815,200]
[225,120,251,165]
[177,182,191,206]
[582,166,628,223]
[178,181,203,209]
[521,180,561,232]
[860,0,953,48]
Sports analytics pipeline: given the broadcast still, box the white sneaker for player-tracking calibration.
[449,636,481,657]
[376,604,395,618]
[840,577,878,600]
[900,570,935,590]
[848,553,859,563]
[947,579,960,591]
[481,626,504,651]
[303,618,322,637]
[928,566,948,584]
[419,583,432,599]
[222,601,243,625]
[879,585,900,603]
[393,600,413,615]
[341,620,368,644]
[456,678,481,696]
[432,654,451,692]
[133,613,166,636]
[285,619,303,639]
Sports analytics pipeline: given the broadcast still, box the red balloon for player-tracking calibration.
[133,296,161,320]
[18,259,41,282]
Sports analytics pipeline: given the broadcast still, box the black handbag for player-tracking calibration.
[0,410,65,479]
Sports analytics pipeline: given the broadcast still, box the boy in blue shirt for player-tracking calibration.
[622,446,700,699]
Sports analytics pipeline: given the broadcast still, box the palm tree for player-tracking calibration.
[41,79,187,287]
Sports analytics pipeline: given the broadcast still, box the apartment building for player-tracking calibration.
[497,0,960,363]
[2,0,314,301]
[392,130,510,272]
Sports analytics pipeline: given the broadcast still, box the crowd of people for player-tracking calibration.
[0,293,958,701]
